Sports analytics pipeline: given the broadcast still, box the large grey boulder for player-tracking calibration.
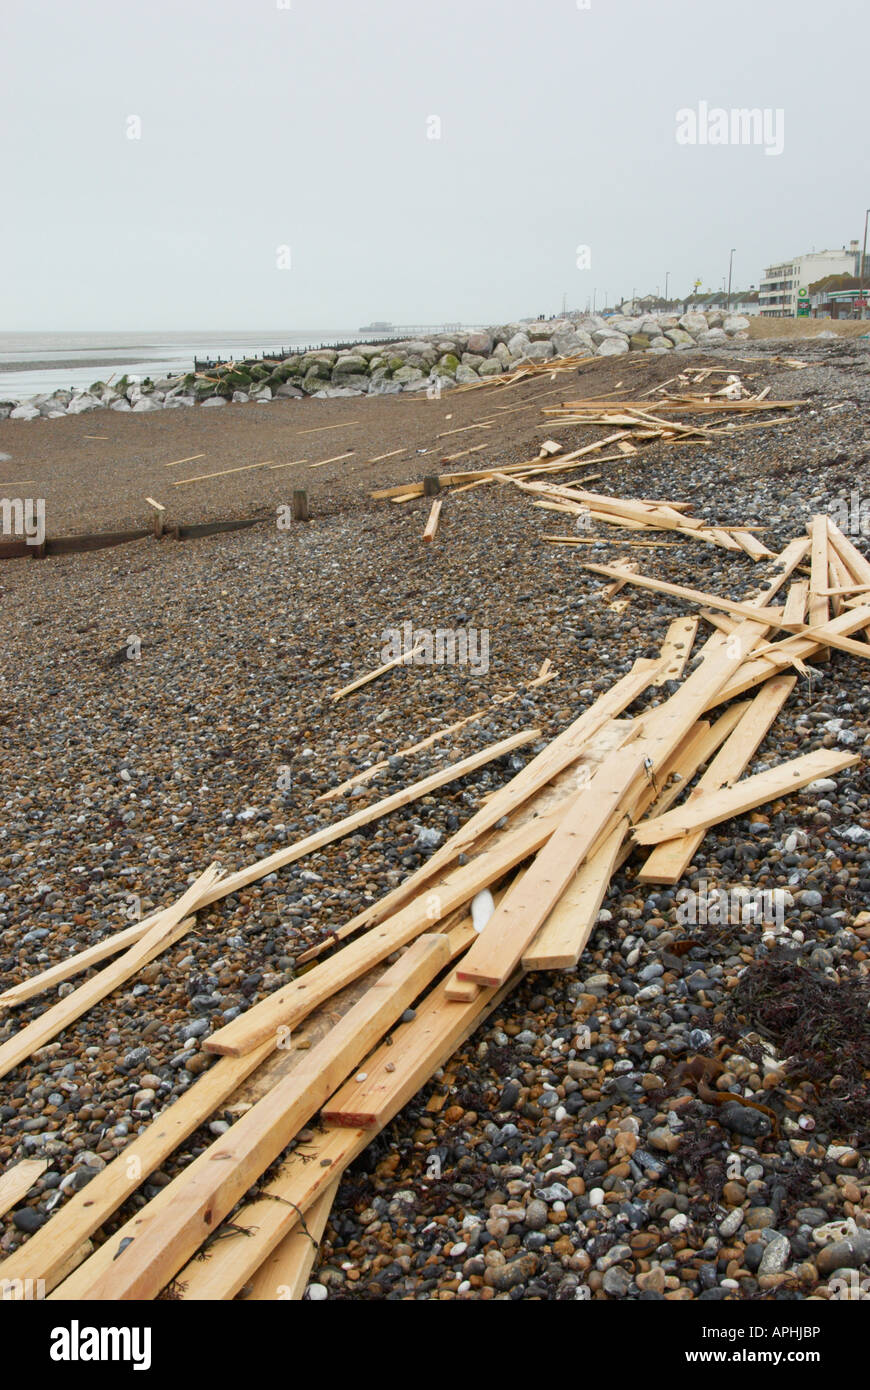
[698,327,728,345]
[648,336,673,351]
[706,310,725,328]
[109,398,132,411]
[231,391,250,404]
[553,330,593,357]
[132,396,160,411]
[164,395,195,408]
[478,357,505,376]
[333,354,368,375]
[507,332,532,357]
[723,314,751,334]
[201,396,227,407]
[493,342,513,367]
[518,341,555,362]
[275,382,304,397]
[330,373,369,391]
[592,327,627,345]
[66,394,102,414]
[597,337,629,356]
[10,404,40,419]
[252,386,273,401]
[466,330,493,355]
[393,365,424,383]
[665,328,694,347]
[369,378,403,395]
[678,311,708,336]
[455,364,480,383]
[526,320,558,341]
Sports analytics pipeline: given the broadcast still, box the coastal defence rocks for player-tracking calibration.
[0,311,752,421]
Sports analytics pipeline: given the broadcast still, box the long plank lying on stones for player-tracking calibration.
[72,936,452,1300]
[638,674,796,883]
[523,703,748,971]
[633,748,859,846]
[457,744,648,988]
[0,729,537,1009]
[175,974,518,1300]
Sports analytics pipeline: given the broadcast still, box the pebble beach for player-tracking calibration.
[1,336,869,1301]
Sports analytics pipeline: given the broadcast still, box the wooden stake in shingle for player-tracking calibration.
[292,490,310,522]
[423,475,441,497]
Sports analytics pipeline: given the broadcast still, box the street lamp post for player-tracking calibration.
[860,211,869,320]
[727,248,736,310]
[664,271,670,304]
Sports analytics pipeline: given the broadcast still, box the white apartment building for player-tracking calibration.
[759,243,861,316]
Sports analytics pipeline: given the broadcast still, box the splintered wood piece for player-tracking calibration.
[0,1159,49,1220]
[633,747,857,847]
[243,1179,339,1301]
[331,641,426,701]
[457,744,648,987]
[307,451,355,470]
[70,935,452,1301]
[638,674,796,882]
[422,498,443,542]
[653,616,699,685]
[164,454,206,468]
[731,529,775,561]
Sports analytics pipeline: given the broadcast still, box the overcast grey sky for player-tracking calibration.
[2,0,866,330]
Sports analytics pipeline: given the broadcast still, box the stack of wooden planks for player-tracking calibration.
[0,517,866,1302]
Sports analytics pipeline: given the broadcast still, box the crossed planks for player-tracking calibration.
[0,729,537,1015]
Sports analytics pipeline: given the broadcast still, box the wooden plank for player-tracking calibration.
[582,563,784,625]
[0,863,222,1083]
[331,640,425,701]
[731,528,775,561]
[172,462,273,486]
[653,616,698,686]
[0,916,171,1009]
[0,1160,48,1221]
[781,580,809,629]
[73,936,452,1301]
[172,973,516,1301]
[422,498,442,543]
[638,674,796,883]
[808,515,831,643]
[633,748,858,846]
[0,1042,273,1295]
[306,451,355,470]
[242,1179,338,1301]
[522,705,747,970]
[264,459,308,473]
[456,743,647,987]
[297,421,359,435]
[164,453,205,467]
